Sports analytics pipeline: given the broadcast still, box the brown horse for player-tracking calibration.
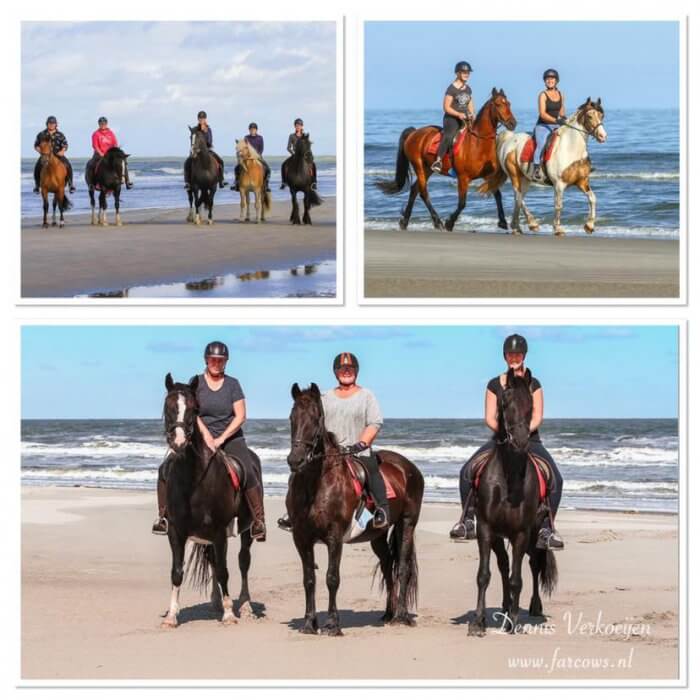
[286,383,424,635]
[235,139,270,223]
[377,88,517,232]
[37,136,72,228]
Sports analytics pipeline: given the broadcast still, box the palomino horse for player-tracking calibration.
[186,127,219,226]
[37,136,72,229]
[286,383,424,635]
[282,134,322,225]
[468,369,557,637]
[480,98,607,236]
[85,147,130,227]
[160,373,261,628]
[235,139,270,223]
[376,88,517,231]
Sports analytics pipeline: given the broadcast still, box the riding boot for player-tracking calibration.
[450,490,477,540]
[431,158,443,174]
[152,478,168,535]
[536,509,564,550]
[364,455,389,528]
[244,485,267,541]
[64,160,76,193]
[230,164,241,191]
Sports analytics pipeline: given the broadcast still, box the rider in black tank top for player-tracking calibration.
[537,90,562,125]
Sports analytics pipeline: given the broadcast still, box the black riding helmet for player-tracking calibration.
[197,110,207,119]
[503,334,528,357]
[454,61,473,74]
[294,118,304,126]
[46,115,57,125]
[204,341,229,360]
[249,122,258,130]
[543,68,560,82]
[98,116,108,125]
[333,352,359,374]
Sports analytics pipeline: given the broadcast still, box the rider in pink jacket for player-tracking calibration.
[87,116,132,188]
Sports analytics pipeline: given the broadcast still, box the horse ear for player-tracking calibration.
[165,373,174,391]
[291,382,301,400]
[189,374,199,392]
[596,97,602,106]
[309,382,321,397]
[586,96,591,104]
[491,87,498,97]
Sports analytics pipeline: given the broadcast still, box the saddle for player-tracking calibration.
[344,456,396,509]
[470,448,549,502]
[218,450,243,491]
[520,130,559,164]
[427,126,468,174]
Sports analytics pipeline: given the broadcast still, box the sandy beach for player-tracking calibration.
[20,198,336,298]
[21,487,679,681]
[364,229,679,299]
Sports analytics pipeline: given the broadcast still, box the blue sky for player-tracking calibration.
[365,21,679,111]
[22,22,336,157]
[22,326,678,420]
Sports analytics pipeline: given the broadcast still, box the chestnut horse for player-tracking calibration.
[286,383,424,635]
[235,139,270,223]
[376,88,517,232]
[37,136,72,228]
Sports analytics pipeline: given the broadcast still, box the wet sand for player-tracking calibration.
[22,487,679,681]
[364,229,679,299]
[21,198,336,298]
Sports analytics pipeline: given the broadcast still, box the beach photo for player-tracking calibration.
[363,21,681,299]
[21,324,681,681]
[21,21,338,299]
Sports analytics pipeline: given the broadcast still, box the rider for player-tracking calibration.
[152,341,266,541]
[431,61,476,174]
[449,334,565,550]
[532,69,567,182]
[277,352,389,531]
[281,117,318,190]
[33,116,75,194]
[231,122,271,193]
[184,110,227,191]
[87,116,133,189]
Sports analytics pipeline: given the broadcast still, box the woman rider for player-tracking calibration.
[449,334,564,550]
[431,61,475,173]
[277,351,389,530]
[33,115,75,194]
[86,116,133,189]
[184,110,228,191]
[532,68,567,182]
[281,117,318,190]
[152,341,266,541]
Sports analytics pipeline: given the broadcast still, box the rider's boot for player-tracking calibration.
[450,492,477,540]
[532,164,545,182]
[152,506,168,535]
[431,158,443,174]
[244,485,267,541]
[536,516,564,550]
[230,176,240,191]
[373,502,390,529]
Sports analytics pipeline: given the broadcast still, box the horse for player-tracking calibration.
[376,88,517,232]
[235,139,270,223]
[479,97,607,236]
[286,383,424,635]
[282,133,322,225]
[85,147,130,227]
[160,373,260,628]
[185,127,219,226]
[467,368,558,637]
[37,136,72,229]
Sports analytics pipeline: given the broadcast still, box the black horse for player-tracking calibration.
[160,373,260,628]
[185,127,219,226]
[85,147,130,227]
[468,368,558,636]
[281,133,322,225]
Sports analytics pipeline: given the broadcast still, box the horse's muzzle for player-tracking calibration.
[287,452,305,473]
[506,118,517,131]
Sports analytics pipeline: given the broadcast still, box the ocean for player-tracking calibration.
[21,418,679,514]
[365,108,679,239]
[21,155,336,219]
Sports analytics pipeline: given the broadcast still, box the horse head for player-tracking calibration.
[295,133,314,162]
[501,369,533,454]
[189,126,207,159]
[576,97,607,143]
[37,136,53,163]
[490,88,517,131]
[287,382,325,473]
[163,373,199,453]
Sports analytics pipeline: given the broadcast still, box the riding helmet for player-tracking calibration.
[503,334,528,357]
[197,110,207,119]
[98,116,108,124]
[543,68,560,82]
[204,341,229,360]
[249,122,258,130]
[294,118,304,126]
[333,352,359,373]
[454,61,473,74]
[46,115,57,125]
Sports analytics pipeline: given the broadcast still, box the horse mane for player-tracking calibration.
[105,146,127,161]
[237,139,261,161]
[297,385,341,453]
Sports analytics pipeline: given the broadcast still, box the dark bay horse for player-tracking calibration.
[186,127,219,226]
[85,147,130,227]
[286,383,424,635]
[468,368,557,637]
[282,133,322,225]
[37,136,72,228]
[160,373,260,628]
[376,88,517,232]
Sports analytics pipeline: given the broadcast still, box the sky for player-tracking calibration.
[22,325,678,420]
[21,22,336,158]
[365,21,679,111]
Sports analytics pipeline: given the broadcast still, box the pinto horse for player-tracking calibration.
[468,369,558,637]
[37,136,72,228]
[480,98,607,235]
[160,373,261,628]
[85,147,130,227]
[286,383,424,635]
[282,133,322,225]
[235,139,270,223]
[186,127,219,226]
[376,88,517,232]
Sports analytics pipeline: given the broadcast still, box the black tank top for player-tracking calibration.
[487,374,542,441]
[537,90,562,125]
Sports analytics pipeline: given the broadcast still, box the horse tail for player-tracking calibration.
[373,520,419,611]
[477,170,507,196]
[307,187,323,208]
[263,189,272,213]
[184,542,214,593]
[62,194,73,211]
[375,127,415,195]
[539,549,558,597]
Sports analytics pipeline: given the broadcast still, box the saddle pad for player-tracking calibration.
[219,451,242,491]
[472,449,547,502]
[346,458,396,500]
[426,128,468,173]
[520,131,558,164]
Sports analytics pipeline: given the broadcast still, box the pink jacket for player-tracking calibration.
[92,128,118,156]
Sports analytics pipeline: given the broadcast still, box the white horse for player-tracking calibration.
[480,97,607,235]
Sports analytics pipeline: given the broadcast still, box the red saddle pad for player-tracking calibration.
[520,131,559,164]
[346,458,396,500]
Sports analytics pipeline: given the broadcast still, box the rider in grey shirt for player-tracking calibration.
[321,387,383,457]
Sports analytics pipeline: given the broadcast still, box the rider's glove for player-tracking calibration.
[556,116,567,126]
[347,441,369,455]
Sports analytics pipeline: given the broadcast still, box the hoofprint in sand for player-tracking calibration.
[21,488,679,681]
[21,199,336,298]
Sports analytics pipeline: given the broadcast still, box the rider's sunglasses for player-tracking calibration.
[337,366,356,374]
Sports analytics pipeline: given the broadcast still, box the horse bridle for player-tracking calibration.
[164,389,195,446]
[561,107,605,138]
[291,421,326,466]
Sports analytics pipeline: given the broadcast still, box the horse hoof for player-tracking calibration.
[301,622,318,635]
[498,220,509,231]
[51,222,57,227]
[42,224,49,229]
[238,601,256,620]
[389,614,416,627]
[398,218,408,230]
[321,624,343,637]
[207,220,213,226]
[584,223,594,234]
[512,229,523,236]
[528,604,543,618]
[160,617,178,629]
[528,224,540,232]
[221,614,238,626]
[554,229,566,237]
[467,622,486,637]
[59,222,65,228]
[444,221,455,232]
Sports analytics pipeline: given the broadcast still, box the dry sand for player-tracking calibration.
[21,198,336,298]
[364,229,679,299]
[21,487,679,682]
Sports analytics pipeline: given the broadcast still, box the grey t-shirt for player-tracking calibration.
[445,83,472,115]
[195,374,245,439]
[321,387,383,456]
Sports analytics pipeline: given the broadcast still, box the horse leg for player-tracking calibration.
[552,182,566,236]
[186,189,194,223]
[244,190,250,222]
[89,187,97,225]
[58,192,66,228]
[468,521,492,636]
[294,534,318,634]
[370,535,395,622]
[399,181,420,230]
[237,530,255,618]
[302,191,312,225]
[322,535,343,636]
[415,165,443,230]
[445,174,469,232]
[578,177,596,233]
[114,187,122,226]
[492,537,511,615]
[506,531,528,633]
[51,196,57,227]
[518,180,540,232]
[99,191,108,227]
[290,190,301,225]
[161,532,186,628]
[42,192,49,229]
[213,535,236,625]
[193,190,202,226]
[207,188,214,225]
[493,189,508,230]
[528,552,544,618]
[392,518,418,626]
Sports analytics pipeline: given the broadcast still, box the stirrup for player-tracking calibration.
[280,183,286,190]
[251,522,267,542]
[431,159,442,173]
[373,507,389,529]
[277,515,293,532]
[536,527,564,550]
[231,183,240,191]
[450,517,476,541]
[152,516,168,536]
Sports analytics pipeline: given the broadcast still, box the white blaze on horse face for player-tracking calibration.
[596,124,608,143]
[173,393,187,447]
